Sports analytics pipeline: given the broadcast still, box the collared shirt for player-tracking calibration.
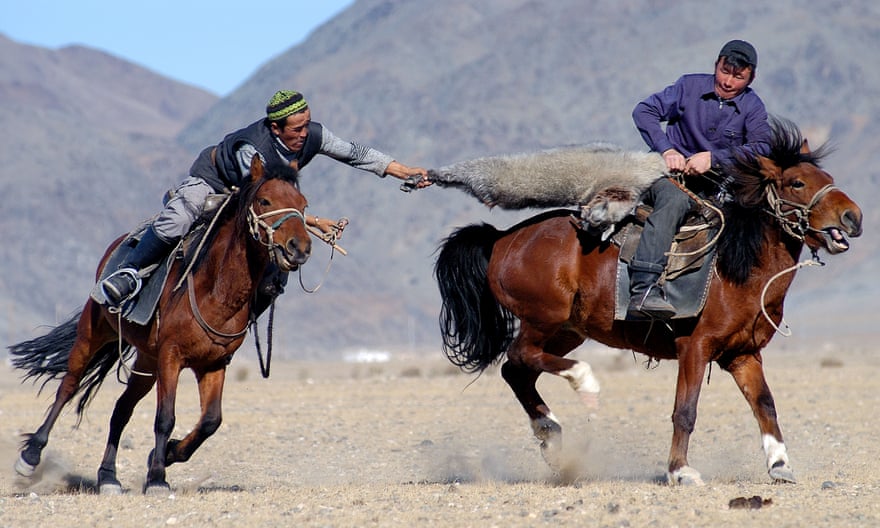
[632,73,771,169]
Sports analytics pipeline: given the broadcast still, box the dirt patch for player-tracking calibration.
[1,345,878,527]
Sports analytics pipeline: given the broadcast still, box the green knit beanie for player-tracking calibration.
[266,90,309,121]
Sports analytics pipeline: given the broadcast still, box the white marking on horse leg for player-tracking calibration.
[559,361,601,408]
[14,455,35,477]
[763,434,796,483]
[668,465,704,486]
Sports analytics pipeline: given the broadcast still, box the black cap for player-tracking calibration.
[719,40,757,68]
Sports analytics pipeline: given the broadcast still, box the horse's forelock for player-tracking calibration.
[234,163,300,230]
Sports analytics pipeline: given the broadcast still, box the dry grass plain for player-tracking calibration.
[0,341,878,528]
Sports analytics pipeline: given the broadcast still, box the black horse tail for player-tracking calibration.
[434,223,516,373]
[8,313,131,418]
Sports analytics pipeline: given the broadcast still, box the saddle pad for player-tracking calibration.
[89,228,177,326]
[612,222,717,321]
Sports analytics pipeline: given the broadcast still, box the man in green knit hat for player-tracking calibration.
[99,89,430,308]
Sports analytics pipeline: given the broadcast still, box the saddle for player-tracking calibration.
[89,223,181,325]
[610,202,722,320]
[89,192,232,325]
[90,191,288,325]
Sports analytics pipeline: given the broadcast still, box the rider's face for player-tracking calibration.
[272,109,311,152]
[714,57,753,100]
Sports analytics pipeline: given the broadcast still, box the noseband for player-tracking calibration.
[764,183,837,241]
[248,205,307,262]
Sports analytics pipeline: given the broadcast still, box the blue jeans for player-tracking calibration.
[630,178,695,274]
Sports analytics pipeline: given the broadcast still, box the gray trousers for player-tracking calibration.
[630,177,696,274]
[151,177,215,242]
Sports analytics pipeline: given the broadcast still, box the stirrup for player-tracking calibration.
[101,268,143,312]
[628,287,675,320]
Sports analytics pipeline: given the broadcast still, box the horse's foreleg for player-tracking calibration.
[164,367,225,466]
[723,352,795,483]
[97,364,156,495]
[667,348,708,486]
[144,359,180,494]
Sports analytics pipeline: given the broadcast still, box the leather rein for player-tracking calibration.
[186,204,306,340]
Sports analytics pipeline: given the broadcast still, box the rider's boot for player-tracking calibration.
[100,227,175,307]
[627,269,676,320]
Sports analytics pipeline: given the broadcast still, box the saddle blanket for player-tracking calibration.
[89,226,177,326]
[610,207,719,321]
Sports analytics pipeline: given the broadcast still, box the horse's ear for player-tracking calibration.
[250,155,265,183]
[800,139,811,154]
[757,156,781,179]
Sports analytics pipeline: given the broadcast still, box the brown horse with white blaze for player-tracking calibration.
[10,157,312,494]
[434,118,862,485]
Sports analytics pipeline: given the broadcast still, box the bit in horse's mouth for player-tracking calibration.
[823,227,850,252]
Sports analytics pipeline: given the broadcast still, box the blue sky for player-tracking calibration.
[1,0,353,96]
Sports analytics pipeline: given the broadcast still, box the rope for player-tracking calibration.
[298,241,339,294]
[663,177,726,259]
[297,223,348,294]
[186,273,250,339]
[759,255,825,337]
[173,190,236,292]
[251,302,275,378]
[114,309,153,379]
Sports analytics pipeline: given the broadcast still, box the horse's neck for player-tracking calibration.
[200,225,268,310]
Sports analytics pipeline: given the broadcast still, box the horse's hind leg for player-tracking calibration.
[501,327,598,470]
[97,356,156,495]
[721,352,795,483]
[17,304,110,476]
[161,367,226,467]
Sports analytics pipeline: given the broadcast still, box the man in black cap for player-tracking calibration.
[99,90,430,308]
[627,40,771,319]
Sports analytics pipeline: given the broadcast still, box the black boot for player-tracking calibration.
[627,269,676,320]
[101,227,175,307]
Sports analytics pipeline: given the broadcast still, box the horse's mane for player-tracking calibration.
[183,162,300,277]
[715,116,832,284]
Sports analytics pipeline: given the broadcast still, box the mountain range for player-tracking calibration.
[1,0,877,359]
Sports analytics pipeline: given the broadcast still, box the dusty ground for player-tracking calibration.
[0,341,878,528]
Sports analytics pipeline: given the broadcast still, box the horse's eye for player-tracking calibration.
[259,198,271,206]
[791,180,805,189]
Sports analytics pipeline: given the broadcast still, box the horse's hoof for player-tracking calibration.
[540,441,564,472]
[14,455,36,477]
[668,466,704,486]
[99,482,124,495]
[769,463,796,484]
[143,482,172,496]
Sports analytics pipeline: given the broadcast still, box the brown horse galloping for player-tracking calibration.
[435,118,862,485]
[10,157,312,494]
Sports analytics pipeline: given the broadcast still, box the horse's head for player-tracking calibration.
[245,157,312,271]
[734,117,862,255]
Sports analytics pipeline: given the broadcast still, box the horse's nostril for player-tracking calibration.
[843,209,863,237]
[287,238,311,260]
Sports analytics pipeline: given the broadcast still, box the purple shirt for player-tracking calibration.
[632,73,771,168]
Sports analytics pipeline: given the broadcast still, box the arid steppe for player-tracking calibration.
[0,341,878,527]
